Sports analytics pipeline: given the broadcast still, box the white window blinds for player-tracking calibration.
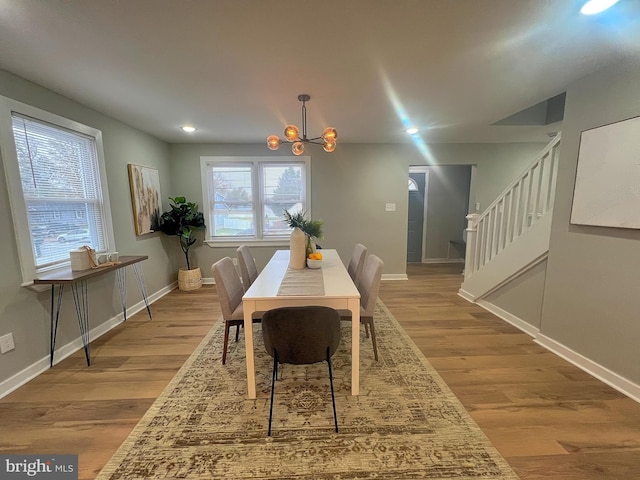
[11,113,108,269]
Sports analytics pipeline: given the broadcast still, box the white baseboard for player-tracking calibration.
[461,296,640,404]
[457,288,475,302]
[535,333,640,403]
[423,258,464,264]
[382,274,408,281]
[476,299,541,338]
[0,284,174,400]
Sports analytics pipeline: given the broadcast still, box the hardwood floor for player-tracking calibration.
[1,263,639,479]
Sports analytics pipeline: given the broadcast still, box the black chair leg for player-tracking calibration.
[326,347,339,433]
[235,324,240,342]
[222,322,231,365]
[368,319,379,362]
[268,350,278,436]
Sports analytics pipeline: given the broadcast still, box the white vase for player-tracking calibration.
[289,227,306,269]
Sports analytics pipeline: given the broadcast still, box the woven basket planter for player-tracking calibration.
[178,267,202,291]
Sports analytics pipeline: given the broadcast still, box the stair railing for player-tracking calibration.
[464,134,561,279]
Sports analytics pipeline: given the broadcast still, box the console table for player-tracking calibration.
[33,255,152,367]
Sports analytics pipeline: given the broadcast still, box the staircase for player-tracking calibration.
[459,134,561,301]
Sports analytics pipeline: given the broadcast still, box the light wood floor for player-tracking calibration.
[1,263,639,479]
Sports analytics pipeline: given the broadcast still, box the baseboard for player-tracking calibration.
[463,296,640,404]
[382,274,408,281]
[535,333,640,403]
[476,299,540,337]
[423,258,464,264]
[0,284,174,400]
[457,288,475,302]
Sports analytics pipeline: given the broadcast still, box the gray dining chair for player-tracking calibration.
[261,306,341,436]
[236,245,259,292]
[211,257,262,365]
[347,243,367,285]
[341,253,384,361]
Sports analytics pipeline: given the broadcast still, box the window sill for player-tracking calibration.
[204,239,290,248]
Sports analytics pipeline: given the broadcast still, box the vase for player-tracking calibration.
[289,227,306,269]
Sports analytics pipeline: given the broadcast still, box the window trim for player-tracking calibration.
[0,95,116,286]
[200,156,311,248]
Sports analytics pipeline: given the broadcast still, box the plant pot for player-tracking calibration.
[178,267,202,291]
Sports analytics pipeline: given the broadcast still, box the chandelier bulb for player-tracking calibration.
[284,125,299,142]
[267,135,281,150]
[323,141,336,153]
[322,127,338,142]
[292,141,305,156]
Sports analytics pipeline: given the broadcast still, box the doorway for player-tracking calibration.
[407,168,428,263]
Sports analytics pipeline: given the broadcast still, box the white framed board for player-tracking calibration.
[570,115,640,229]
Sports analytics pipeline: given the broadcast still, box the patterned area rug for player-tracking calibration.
[97,301,519,479]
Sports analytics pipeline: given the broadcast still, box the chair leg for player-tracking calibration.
[235,324,240,342]
[222,321,231,365]
[367,318,379,362]
[268,351,278,437]
[364,322,370,338]
[326,347,339,433]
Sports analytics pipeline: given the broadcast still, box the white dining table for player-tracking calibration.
[242,249,361,399]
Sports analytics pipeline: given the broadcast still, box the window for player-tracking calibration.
[0,96,115,284]
[201,156,311,244]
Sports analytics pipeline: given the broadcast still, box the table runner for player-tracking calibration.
[277,267,325,296]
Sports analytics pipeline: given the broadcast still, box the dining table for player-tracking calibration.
[242,249,361,399]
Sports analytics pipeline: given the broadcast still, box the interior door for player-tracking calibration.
[407,172,426,263]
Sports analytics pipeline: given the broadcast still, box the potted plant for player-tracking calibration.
[154,196,206,290]
[284,210,323,269]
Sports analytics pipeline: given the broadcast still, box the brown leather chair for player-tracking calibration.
[261,306,341,436]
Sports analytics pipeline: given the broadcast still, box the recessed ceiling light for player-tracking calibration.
[181,125,197,133]
[406,127,419,135]
[580,0,619,15]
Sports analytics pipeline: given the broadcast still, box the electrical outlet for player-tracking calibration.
[0,333,15,354]
[385,203,396,212]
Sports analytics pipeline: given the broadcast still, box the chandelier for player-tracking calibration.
[267,94,338,155]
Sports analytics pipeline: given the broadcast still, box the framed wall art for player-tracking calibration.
[127,164,162,235]
[570,115,640,229]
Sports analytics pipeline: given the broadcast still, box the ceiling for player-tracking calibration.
[1,0,639,145]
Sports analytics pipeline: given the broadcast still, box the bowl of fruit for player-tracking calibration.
[307,251,323,269]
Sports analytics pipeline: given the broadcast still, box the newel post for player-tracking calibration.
[464,214,479,280]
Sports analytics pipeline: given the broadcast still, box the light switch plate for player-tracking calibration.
[0,333,15,354]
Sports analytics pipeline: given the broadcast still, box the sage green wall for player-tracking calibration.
[541,56,640,384]
[0,70,173,386]
[169,142,545,277]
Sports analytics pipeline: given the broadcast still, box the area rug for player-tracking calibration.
[97,301,519,479]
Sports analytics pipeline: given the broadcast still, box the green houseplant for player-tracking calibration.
[154,196,206,290]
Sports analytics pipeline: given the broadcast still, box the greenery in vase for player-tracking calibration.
[283,210,323,239]
[153,196,206,270]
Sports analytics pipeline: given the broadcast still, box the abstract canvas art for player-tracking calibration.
[128,164,161,235]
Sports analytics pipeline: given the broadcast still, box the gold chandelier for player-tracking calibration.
[267,94,337,155]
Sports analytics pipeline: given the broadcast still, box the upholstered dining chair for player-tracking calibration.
[341,254,384,361]
[211,257,261,365]
[261,306,341,436]
[347,243,367,285]
[236,245,259,292]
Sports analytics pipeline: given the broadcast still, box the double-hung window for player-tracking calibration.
[201,156,311,244]
[0,96,115,284]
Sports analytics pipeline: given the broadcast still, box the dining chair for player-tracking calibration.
[341,253,384,361]
[347,243,367,285]
[236,245,259,292]
[261,306,341,436]
[211,257,261,365]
